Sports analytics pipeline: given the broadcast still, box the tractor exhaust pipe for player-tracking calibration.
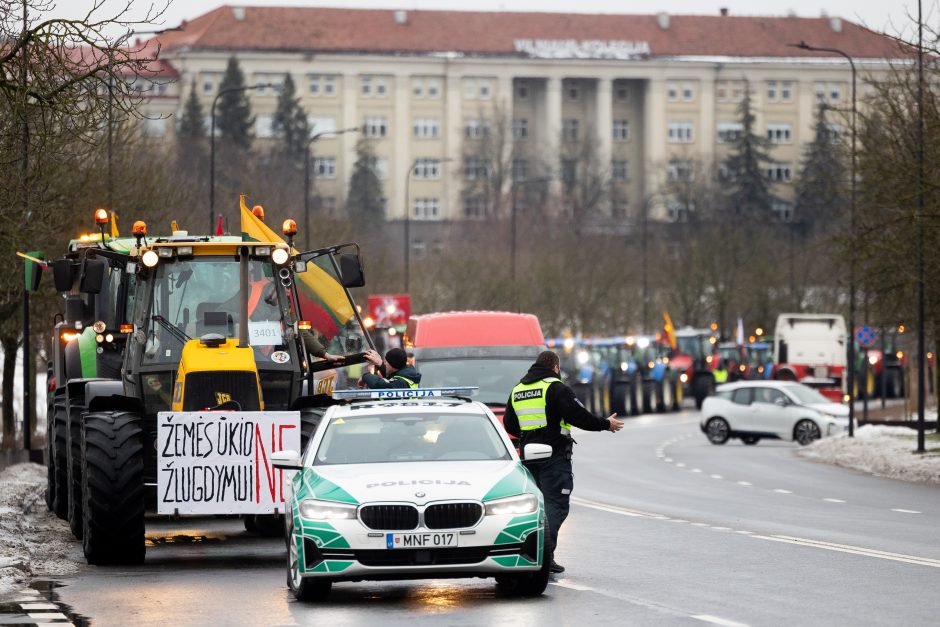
[239,247,250,349]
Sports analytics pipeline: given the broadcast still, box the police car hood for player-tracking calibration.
[313,460,529,504]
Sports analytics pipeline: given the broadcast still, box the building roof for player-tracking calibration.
[153,5,909,60]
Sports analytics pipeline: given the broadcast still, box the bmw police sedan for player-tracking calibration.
[271,388,553,601]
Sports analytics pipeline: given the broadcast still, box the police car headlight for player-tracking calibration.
[299,499,357,520]
[484,494,538,516]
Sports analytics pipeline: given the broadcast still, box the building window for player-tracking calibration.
[411,77,441,99]
[464,118,489,139]
[718,80,745,102]
[363,116,387,138]
[516,80,530,100]
[829,83,842,103]
[562,118,579,141]
[464,77,494,100]
[255,114,274,138]
[427,78,441,98]
[667,200,692,222]
[682,82,694,102]
[313,157,336,178]
[766,80,778,102]
[320,196,337,214]
[561,160,577,187]
[667,82,679,102]
[413,117,439,138]
[375,77,388,97]
[767,162,792,182]
[667,122,694,143]
[815,82,826,104]
[512,159,528,182]
[479,79,491,99]
[826,123,842,143]
[308,116,336,134]
[464,196,486,219]
[767,123,792,144]
[412,79,423,98]
[413,198,440,220]
[253,74,284,96]
[717,122,743,143]
[565,81,580,101]
[615,82,630,101]
[512,118,529,139]
[361,76,372,96]
[201,72,220,94]
[413,158,440,179]
[781,80,793,101]
[374,157,389,180]
[773,200,794,222]
[667,159,693,182]
[308,74,321,96]
[612,160,629,181]
[612,120,630,141]
[464,157,490,181]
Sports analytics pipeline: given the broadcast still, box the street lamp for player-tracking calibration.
[303,127,359,249]
[404,157,453,292]
[209,82,272,233]
[790,40,857,437]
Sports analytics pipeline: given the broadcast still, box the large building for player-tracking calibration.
[139,5,907,222]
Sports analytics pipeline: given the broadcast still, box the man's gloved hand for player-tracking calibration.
[606,414,624,432]
[363,349,383,368]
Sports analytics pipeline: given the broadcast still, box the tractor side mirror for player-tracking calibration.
[339,253,365,288]
[80,258,107,294]
[52,259,75,292]
[64,295,84,324]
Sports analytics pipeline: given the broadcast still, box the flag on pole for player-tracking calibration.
[110,211,120,238]
[663,310,677,350]
[736,318,745,346]
[238,195,354,338]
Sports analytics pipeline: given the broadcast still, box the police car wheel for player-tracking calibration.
[287,525,332,601]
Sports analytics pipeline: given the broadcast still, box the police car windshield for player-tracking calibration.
[314,413,511,465]
[415,358,532,404]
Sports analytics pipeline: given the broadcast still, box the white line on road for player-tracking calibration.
[693,614,750,627]
[570,497,659,519]
[751,535,940,568]
[691,468,702,473]
[773,489,792,494]
[664,457,673,463]
[710,474,723,479]
[549,580,594,592]
[823,498,846,503]
[737,481,752,486]
[891,508,922,514]
[676,462,686,467]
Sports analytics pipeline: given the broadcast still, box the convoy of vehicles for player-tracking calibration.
[273,387,552,601]
[700,380,849,446]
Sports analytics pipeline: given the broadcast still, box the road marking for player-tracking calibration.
[664,457,673,463]
[773,489,792,494]
[676,462,686,468]
[27,613,69,621]
[19,603,58,610]
[693,614,750,627]
[571,496,663,519]
[710,526,732,532]
[752,535,940,568]
[823,498,846,503]
[550,580,594,592]
[691,468,702,473]
[737,481,752,486]
[891,508,922,514]
[710,474,723,479]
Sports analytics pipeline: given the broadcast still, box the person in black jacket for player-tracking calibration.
[503,350,623,574]
[359,348,423,389]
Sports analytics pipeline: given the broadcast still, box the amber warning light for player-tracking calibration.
[120,324,134,334]
[282,219,297,237]
[94,208,109,224]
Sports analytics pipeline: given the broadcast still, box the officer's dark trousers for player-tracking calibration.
[529,453,573,555]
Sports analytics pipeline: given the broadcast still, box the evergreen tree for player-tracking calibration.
[345,137,385,224]
[722,84,775,218]
[178,79,205,140]
[794,104,845,234]
[272,73,309,163]
[216,56,253,149]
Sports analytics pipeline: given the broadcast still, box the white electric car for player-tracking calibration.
[700,381,849,446]
[272,388,552,601]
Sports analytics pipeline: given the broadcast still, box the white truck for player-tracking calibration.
[773,313,847,402]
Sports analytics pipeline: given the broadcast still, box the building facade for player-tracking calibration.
[139,6,907,222]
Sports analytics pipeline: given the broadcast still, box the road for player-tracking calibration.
[30,409,940,626]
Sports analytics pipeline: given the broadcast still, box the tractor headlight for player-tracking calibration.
[255,246,272,257]
[92,320,106,333]
[298,499,357,521]
[157,247,173,258]
[142,250,159,267]
[272,247,290,265]
[485,494,538,516]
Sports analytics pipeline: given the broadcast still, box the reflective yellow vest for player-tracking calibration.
[714,368,729,384]
[510,377,571,435]
[391,374,419,389]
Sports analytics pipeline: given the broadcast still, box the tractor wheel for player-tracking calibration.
[628,377,641,416]
[671,375,683,412]
[641,380,655,414]
[66,394,86,539]
[82,410,146,565]
[611,381,629,416]
[51,395,69,519]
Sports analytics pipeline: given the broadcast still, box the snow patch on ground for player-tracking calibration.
[0,463,80,595]
[798,425,940,485]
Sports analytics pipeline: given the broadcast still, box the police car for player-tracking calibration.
[271,388,553,601]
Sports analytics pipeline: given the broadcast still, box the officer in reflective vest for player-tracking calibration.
[359,348,422,389]
[503,350,623,575]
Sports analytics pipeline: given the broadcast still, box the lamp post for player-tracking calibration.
[303,127,359,249]
[791,40,857,437]
[404,157,453,292]
[209,82,271,232]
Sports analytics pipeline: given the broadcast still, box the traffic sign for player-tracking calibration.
[855,325,877,348]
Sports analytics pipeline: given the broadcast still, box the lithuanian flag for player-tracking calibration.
[663,310,678,351]
[239,196,354,338]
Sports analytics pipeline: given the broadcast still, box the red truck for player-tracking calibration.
[773,313,847,402]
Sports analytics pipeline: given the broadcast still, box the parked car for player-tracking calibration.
[699,381,849,446]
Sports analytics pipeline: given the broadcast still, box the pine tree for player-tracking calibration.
[794,104,845,234]
[216,56,253,149]
[345,137,385,224]
[272,73,309,163]
[722,84,775,218]
[178,79,205,140]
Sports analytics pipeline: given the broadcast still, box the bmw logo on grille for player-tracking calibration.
[415,491,426,498]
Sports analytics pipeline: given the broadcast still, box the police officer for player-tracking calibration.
[359,348,422,389]
[503,350,623,574]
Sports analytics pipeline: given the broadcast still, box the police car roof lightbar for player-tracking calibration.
[332,387,479,400]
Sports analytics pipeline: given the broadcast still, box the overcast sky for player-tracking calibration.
[46,0,931,41]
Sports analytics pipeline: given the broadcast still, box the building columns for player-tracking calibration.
[642,77,666,217]
[595,77,613,184]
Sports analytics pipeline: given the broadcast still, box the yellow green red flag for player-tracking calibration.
[663,310,678,350]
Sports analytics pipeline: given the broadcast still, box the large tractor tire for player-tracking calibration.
[671,375,683,412]
[66,394,86,539]
[610,381,629,416]
[82,410,146,565]
[51,394,69,519]
[628,376,641,416]
[641,380,655,414]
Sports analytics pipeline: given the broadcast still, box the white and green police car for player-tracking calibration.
[271,388,553,601]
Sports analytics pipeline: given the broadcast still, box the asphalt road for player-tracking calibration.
[41,409,940,626]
